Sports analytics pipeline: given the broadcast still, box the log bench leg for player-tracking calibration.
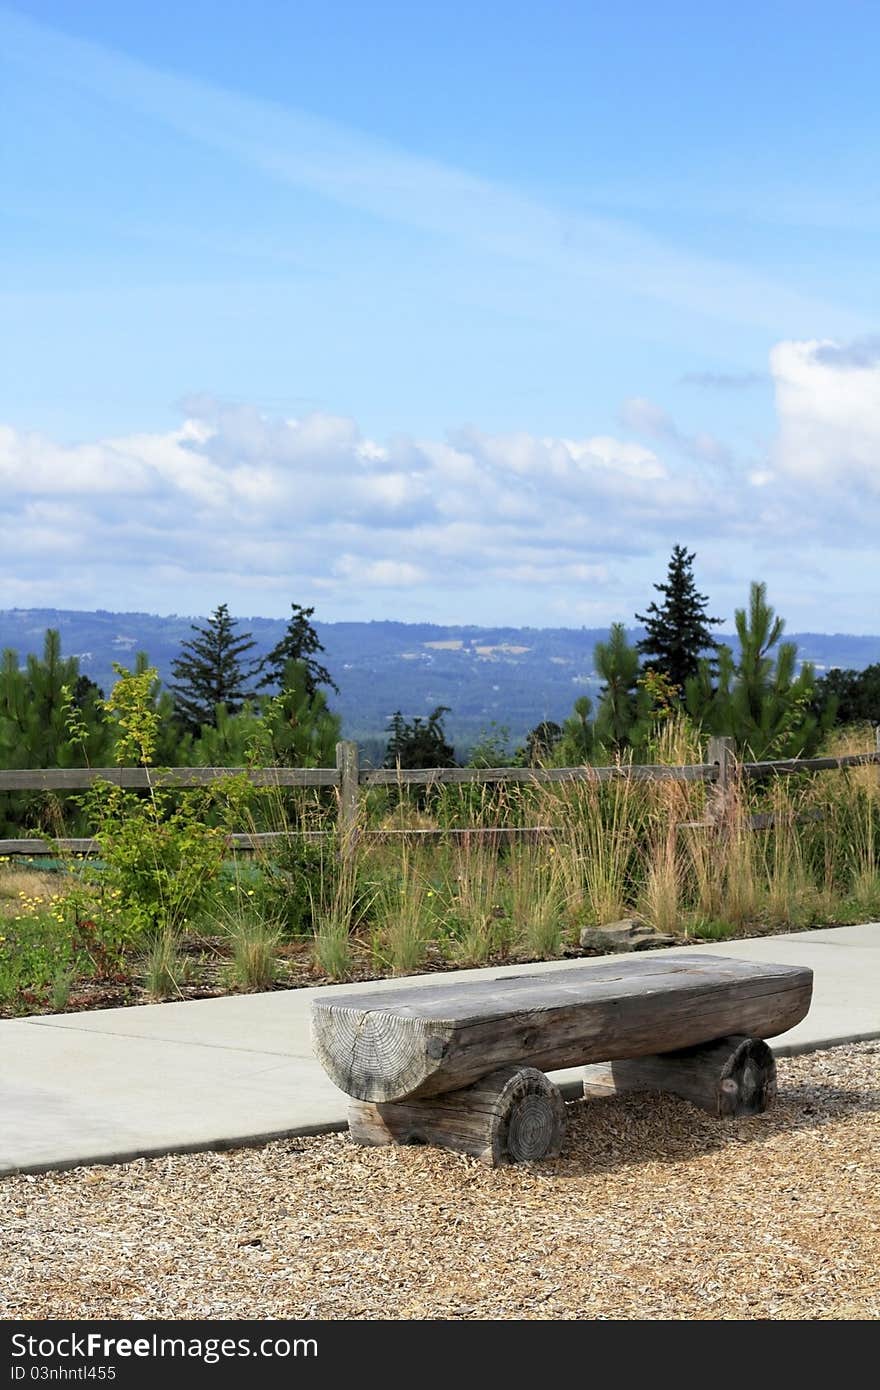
[348,1065,567,1167]
[582,1035,777,1118]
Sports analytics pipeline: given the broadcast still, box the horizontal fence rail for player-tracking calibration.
[0,761,721,791]
[740,752,880,779]
[0,831,323,855]
[0,732,876,857]
[0,766,339,790]
[0,826,559,857]
[360,762,717,786]
[0,752,876,796]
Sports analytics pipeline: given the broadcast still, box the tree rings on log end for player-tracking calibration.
[583,1034,778,1118]
[493,1066,566,1164]
[348,1065,567,1166]
[718,1036,776,1116]
[310,1003,441,1103]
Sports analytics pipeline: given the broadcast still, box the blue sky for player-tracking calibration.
[2,1,879,631]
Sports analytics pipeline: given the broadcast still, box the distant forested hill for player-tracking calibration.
[1,609,878,758]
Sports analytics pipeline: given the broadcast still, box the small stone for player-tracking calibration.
[579,917,677,952]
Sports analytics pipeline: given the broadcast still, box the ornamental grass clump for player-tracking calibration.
[310,848,361,981]
[503,842,566,960]
[230,917,283,992]
[443,835,509,966]
[556,770,645,927]
[370,846,433,975]
[144,927,190,1001]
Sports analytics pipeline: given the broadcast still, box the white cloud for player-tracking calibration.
[771,338,880,491]
[2,345,879,624]
[620,396,732,468]
[0,397,734,612]
[331,556,427,587]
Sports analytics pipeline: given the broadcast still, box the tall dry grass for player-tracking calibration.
[371,844,433,975]
[234,725,880,970]
[444,835,507,965]
[172,725,880,978]
[503,841,567,959]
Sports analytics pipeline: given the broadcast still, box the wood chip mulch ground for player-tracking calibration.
[2,1042,878,1321]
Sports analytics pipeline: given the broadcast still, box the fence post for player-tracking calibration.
[336,740,360,867]
[707,736,735,791]
[707,735,735,826]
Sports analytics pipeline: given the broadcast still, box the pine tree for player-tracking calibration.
[0,630,112,835]
[555,697,594,765]
[686,582,831,758]
[260,661,342,767]
[594,624,651,752]
[0,630,111,770]
[190,701,262,767]
[169,604,258,734]
[636,545,723,692]
[257,603,338,698]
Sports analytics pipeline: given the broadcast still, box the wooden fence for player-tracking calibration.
[0,731,877,859]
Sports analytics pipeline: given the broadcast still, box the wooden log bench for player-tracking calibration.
[311,955,812,1166]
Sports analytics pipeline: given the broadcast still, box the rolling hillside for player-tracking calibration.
[1,609,878,757]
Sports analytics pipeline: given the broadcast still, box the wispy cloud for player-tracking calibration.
[680,370,766,390]
[0,6,867,340]
[619,397,732,469]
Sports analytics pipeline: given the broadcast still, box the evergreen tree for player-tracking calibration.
[594,624,651,752]
[191,679,338,770]
[259,660,342,767]
[555,697,594,765]
[0,630,112,835]
[72,674,104,708]
[169,604,258,734]
[384,706,456,768]
[191,701,262,768]
[686,582,831,758]
[257,603,338,698]
[635,545,723,691]
[0,630,111,769]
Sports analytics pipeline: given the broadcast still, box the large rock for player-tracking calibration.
[579,917,677,953]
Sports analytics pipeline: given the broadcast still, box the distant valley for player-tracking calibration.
[1,609,879,758]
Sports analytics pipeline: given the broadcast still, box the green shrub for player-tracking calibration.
[252,835,334,936]
[73,665,249,941]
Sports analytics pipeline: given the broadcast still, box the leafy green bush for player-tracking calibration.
[75,664,247,941]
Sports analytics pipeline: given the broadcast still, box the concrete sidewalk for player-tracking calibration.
[1,924,878,1176]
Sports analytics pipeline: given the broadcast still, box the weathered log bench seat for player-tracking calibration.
[311,955,812,1166]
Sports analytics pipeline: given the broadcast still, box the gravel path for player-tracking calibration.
[2,1043,878,1321]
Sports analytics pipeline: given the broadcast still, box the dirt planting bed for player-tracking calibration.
[2,1043,878,1321]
